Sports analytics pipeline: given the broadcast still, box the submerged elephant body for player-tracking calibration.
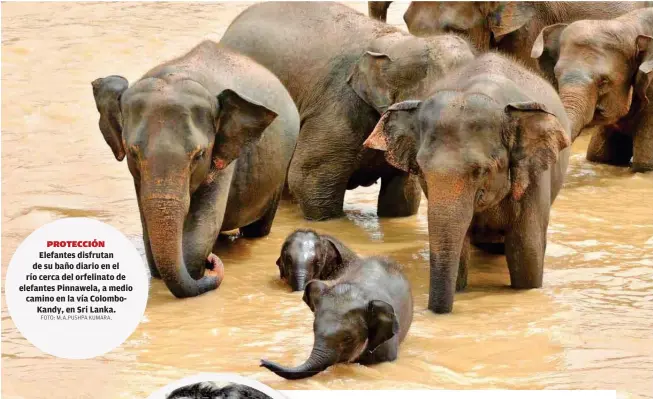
[366,53,571,313]
[262,256,413,379]
[92,41,299,298]
[276,229,358,291]
[532,7,653,171]
[372,1,645,80]
[221,2,474,220]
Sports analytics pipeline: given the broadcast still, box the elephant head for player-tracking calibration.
[365,94,569,313]
[260,280,398,379]
[276,230,344,292]
[347,33,474,114]
[91,74,277,298]
[402,2,536,50]
[532,21,653,140]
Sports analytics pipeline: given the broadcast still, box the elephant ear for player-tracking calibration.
[505,102,571,201]
[213,89,278,170]
[635,35,653,107]
[302,280,329,312]
[91,75,129,161]
[366,300,399,353]
[363,100,422,175]
[348,51,395,113]
[317,237,343,279]
[531,24,568,84]
[275,256,286,279]
[484,2,536,42]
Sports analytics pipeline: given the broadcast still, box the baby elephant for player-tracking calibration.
[276,229,357,291]
[261,256,413,380]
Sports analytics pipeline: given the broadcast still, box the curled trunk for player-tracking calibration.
[260,345,338,380]
[142,195,221,298]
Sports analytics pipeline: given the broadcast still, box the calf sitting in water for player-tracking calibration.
[276,229,357,291]
[261,255,414,380]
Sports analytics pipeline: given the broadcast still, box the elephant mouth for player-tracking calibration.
[205,253,225,283]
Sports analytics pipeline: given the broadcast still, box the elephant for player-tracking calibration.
[370,1,646,79]
[531,8,653,172]
[221,2,475,220]
[166,382,272,399]
[365,53,571,314]
[91,41,299,298]
[261,256,413,379]
[276,229,358,292]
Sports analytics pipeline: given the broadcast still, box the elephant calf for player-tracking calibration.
[532,7,653,171]
[261,256,413,380]
[276,229,358,292]
[92,41,299,298]
[366,53,571,314]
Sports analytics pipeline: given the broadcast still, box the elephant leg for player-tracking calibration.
[505,203,548,289]
[632,110,653,172]
[377,172,422,217]
[456,235,470,292]
[240,186,282,238]
[287,117,357,221]
[586,125,633,166]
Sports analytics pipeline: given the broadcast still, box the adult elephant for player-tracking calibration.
[222,2,475,220]
[531,8,653,171]
[366,53,571,313]
[371,2,645,77]
[91,41,299,298]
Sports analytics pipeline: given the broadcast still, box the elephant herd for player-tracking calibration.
[91,1,652,378]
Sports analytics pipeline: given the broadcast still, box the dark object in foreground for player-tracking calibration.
[261,256,413,380]
[166,382,272,399]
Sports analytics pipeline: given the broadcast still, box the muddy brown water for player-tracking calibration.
[2,3,653,398]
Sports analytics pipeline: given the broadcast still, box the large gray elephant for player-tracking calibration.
[531,8,653,171]
[366,53,571,313]
[261,256,413,379]
[91,41,299,298]
[370,1,645,78]
[221,2,475,221]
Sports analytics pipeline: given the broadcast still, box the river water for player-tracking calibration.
[2,2,652,398]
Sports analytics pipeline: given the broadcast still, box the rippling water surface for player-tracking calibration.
[2,3,653,398]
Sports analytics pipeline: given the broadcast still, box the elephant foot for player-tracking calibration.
[205,253,225,285]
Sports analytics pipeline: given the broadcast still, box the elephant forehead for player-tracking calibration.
[124,77,215,109]
[562,20,634,54]
[422,92,503,130]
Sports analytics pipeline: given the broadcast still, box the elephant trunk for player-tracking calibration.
[558,78,598,142]
[425,176,474,314]
[260,344,338,380]
[290,271,308,292]
[141,194,221,298]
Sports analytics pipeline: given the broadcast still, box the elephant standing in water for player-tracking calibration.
[92,41,299,298]
[222,2,475,220]
[366,53,571,313]
[532,8,653,171]
[370,1,645,79]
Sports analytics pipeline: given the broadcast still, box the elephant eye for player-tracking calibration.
[598,76,611,88]
[192,149,205,161]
